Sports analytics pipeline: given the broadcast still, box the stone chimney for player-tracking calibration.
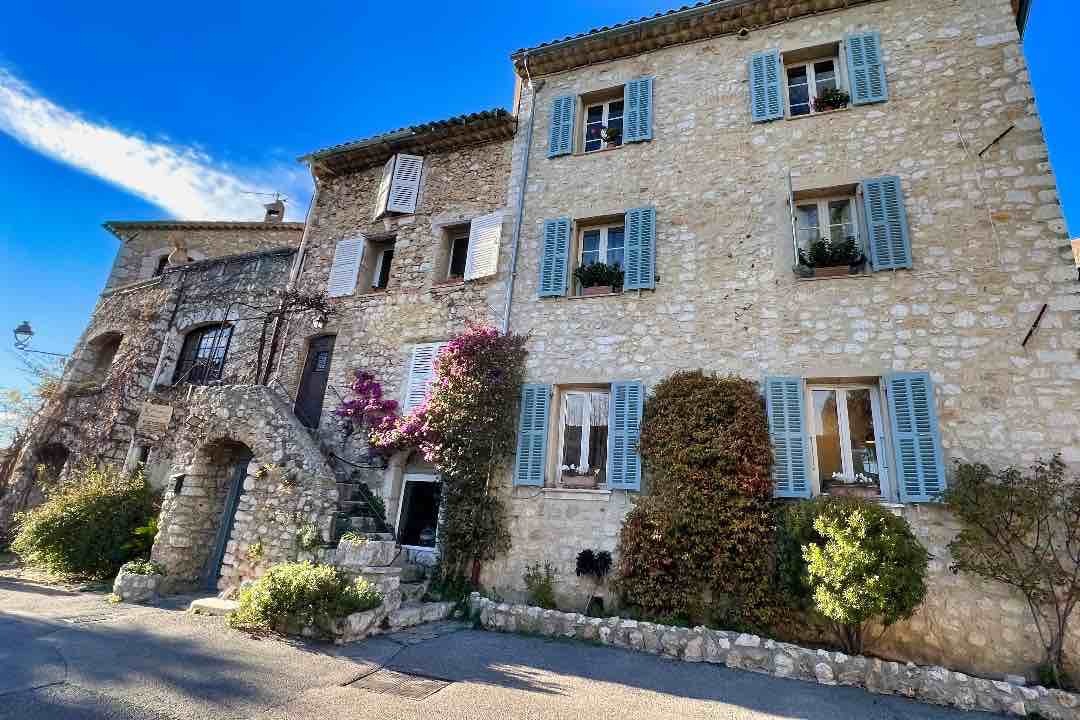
[264,199,285,223]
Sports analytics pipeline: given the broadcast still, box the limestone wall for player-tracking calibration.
[481,0,1079,681]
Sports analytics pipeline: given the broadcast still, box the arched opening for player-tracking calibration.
[35,443,70,484]
[184,439,253,590]
[173,324,233,386]
[87,333,123,382]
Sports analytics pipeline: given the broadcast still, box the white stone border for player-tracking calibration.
[468,594,1080,719]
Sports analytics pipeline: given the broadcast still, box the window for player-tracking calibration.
[373,246,394,289]
[356,237,395,291]
[584,99,624,153]
[448,232,469,280]
[373,153,423,218]
[575,223,625,295]
[396,474,441,549]
[89,334,122,381]
[173,324,233,385]
[403,342,447,411]
[152,255,169,277]
[557,389,609,488]
[785,57,840,116]
[807,384,889,498]
[795,196,857,248]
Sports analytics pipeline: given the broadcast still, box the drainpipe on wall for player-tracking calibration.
[500,58,539,334]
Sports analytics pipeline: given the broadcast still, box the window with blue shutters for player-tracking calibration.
[845,31,888,105]
[765,376,811,498]
[623,207,656,290]
[886,372,945,502]
[862,176,912,271]
[539,218,571,297]
[514,384,551,486]
[749,49,783,123]
[622,77,653,143]
[548,95,575,157]
[607,381,643,491]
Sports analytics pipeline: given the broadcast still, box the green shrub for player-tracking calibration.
[121,559,164,576]
[523,562,558,609]
[11,464,158,579]
[228,562,382,636]
[616,371,778,629]
[783,497,929,654]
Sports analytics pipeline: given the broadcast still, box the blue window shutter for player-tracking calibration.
[862,176,912,271]
[749,50,783,123]
[538,218,571,297]
[623,206,656,290]
[623,77,653,143]
[514,384,551,486]
[845,31,888,105]
[547,95,575,157]
[886,373,946,502]
[608,381,644,490]
[765,376,811,498]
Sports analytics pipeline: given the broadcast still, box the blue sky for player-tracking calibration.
[0,0,1070,395]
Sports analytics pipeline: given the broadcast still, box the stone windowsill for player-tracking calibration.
[540,486,613,500]
[794,271,872,283]
[786,106,851,122]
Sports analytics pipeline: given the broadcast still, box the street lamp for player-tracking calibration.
[11,321,67,358]
[13,321,33,350]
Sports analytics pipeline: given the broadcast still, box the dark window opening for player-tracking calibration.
[399,479,441,548]
[137,445,152,465]
[173,324,233,385]
[91,335,123,380]
[448,235,469,279]
[153,255,170,277]
[374,245,395,289]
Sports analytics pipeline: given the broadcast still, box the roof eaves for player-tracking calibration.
[102,220,305,241]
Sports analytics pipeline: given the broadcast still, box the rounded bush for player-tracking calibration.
[228,562,382,636]
[11,464,158,579]
[616,371,778,628]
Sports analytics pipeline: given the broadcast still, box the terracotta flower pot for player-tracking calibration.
[561,475,599,489]
[813,265,851,279]
[582,285,614,296]
[828,484,880,499]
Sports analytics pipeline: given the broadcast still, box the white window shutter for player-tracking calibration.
[463,211,503,281]
[403,342,446,411]
[373,156,395,219]
[326,237,364,297]
[386,154,423,214]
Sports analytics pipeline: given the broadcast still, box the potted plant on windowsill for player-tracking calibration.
[574,262,624,296]
[560,465,600,489]
[812,88,851,113]
[600,126,621,145]
[826,472,880,499]
[796,236,865,278]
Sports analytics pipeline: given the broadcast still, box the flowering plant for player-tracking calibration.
[831,471,877,486]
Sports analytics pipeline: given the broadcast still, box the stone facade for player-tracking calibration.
[479,0,1080,682]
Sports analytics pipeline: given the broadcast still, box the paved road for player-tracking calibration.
[0,576,1001,719]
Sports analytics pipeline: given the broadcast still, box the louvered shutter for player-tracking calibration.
[623,77,654,143]
[886,372,946,502]
[538,218,571,297]
[608,381,644,491]
[846,31,888,105]
[373,156,394,219]
[548,95,575,157]
[385,154,423,214]
[765,376,811,498]
[624,206,656,290]
[463,211,503,281]
[749,49,783,123]
[862,176,912,270]
[326,237,364,297]
[514,384,551,486]
[403,342,445,412]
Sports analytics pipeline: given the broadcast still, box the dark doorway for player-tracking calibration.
[35,443,70,483]
[398,478,441,548]
[203,447,253,591]
[294,335,336,428]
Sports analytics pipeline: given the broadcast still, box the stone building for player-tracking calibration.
[483,0,1079,679]
[0,212,303,539]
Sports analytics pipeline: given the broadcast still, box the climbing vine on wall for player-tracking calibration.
[336,324,528,584]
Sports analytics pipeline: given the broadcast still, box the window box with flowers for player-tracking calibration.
[574,262,624,296]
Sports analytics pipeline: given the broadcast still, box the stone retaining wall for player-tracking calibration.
[469,594,1080,719]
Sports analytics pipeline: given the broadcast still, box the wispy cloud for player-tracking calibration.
[0,68,308,220]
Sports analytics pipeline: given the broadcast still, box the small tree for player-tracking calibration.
[790,497,929,654]
[944,456,1080,688]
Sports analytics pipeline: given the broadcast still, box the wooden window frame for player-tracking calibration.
[552,384,611,490]
[782,44,847,118]
[804,381,893,501]
[582,94,625,153]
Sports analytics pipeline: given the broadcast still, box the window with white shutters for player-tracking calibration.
[464,212,503,281]
[374,154,424,217]
[326,237,364,298]
[403,342,446,412]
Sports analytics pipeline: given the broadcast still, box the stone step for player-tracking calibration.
[188,597,238,616]
[400,582,427,603]
[388,601,456,629]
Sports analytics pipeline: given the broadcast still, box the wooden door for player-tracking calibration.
[294,335,335,428]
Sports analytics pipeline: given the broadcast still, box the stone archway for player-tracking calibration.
[154,438,254,589]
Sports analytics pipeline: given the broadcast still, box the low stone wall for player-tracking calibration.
[468,594,1080,719]
[322,601,457,644]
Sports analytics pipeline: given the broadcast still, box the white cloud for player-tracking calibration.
[0,68,309,220]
